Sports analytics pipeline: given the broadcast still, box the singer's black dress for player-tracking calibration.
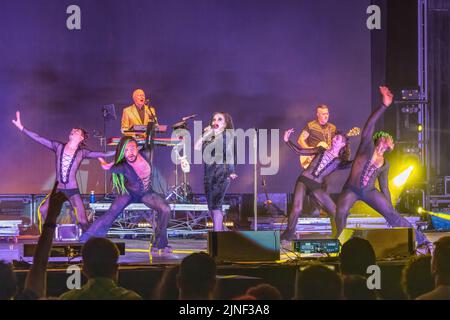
[202,132,236,210]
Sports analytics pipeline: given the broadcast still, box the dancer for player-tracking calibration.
[194,112,237,231]
[12,111,114,231]
[281,128,354,240]
[335,86,430,247]
[81,136,171,252]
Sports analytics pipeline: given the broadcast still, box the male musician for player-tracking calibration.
[298,105,337,169]
[121,89,158,134]
[121,89,167,194]
[296,105,337,216]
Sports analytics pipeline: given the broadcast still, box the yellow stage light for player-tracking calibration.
[393,166,414,187]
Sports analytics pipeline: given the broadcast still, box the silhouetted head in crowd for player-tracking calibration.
[432,236,450,286]
[401,255,434,300]
[295,264,342,300]
[340,237,376,277]
[233,295,256,300]
[177,252,217,300]
[246,284,282,300]
[153,265,180,300]
[0,261,17,300]
[82,238,120,281]
[342,275,377,300]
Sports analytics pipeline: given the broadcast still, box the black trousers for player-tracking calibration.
[335,186,427,245]
[281,176,337,240]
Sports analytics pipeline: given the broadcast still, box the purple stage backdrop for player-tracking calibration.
[0,0,372,194]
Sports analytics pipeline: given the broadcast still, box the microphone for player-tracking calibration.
[182,114,197,121]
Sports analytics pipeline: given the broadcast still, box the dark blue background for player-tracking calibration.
[0,0,372,194]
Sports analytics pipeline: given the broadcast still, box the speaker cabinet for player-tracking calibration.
[338,227,415,259]
[208,231,280,262]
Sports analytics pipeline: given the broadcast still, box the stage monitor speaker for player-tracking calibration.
[208,231,280,262]
[338,227,415,259]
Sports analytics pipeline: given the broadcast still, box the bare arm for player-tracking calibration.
[24,182,67,298]
[84,150,116,158]
[297,130,312,148]
[97,157,115,170]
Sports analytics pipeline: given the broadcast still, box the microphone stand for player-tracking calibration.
[102,108,108,195]
[253,128,258,231]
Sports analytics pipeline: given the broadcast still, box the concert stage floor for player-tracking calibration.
[2,229,449,265]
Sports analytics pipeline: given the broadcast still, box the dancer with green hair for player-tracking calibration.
[334,87,430,250]
[80,136,171,252]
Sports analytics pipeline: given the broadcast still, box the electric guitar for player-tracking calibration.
[299,127,361,169]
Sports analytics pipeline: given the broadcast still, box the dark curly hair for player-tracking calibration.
[73,127,88,147]
[334,131,351,162]
[210,112,234,130]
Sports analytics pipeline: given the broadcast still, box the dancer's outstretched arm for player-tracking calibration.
[97,157,115,170]
[284,128,320,156]
[83,149,116,158]
[359,86,394,151]
[12,111,59,151]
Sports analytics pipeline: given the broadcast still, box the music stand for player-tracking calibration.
[101,104,117,194]
[102,104,117,121]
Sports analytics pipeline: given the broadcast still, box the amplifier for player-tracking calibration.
[208,231,280,262]
[55,224,82,241]
[338,227,415,259]
[428,195,450,213]
[0,195,34,228]
[428,195,450,230]
[292,239,340,254]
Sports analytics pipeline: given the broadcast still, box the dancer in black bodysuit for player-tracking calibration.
[334,87,429,246]
[12,111,114,231]
[281,129,352,240]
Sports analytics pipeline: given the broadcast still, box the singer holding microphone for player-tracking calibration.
[194,112,238,231]
[121,89,158,134]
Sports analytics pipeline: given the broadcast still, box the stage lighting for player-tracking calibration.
[393,166,414,187]
[417,207,423,214]
[417,124,423,132]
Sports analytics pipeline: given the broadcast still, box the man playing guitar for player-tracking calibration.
[298,105,336,169]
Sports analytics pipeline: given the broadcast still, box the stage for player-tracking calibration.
[2,218,449,299]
